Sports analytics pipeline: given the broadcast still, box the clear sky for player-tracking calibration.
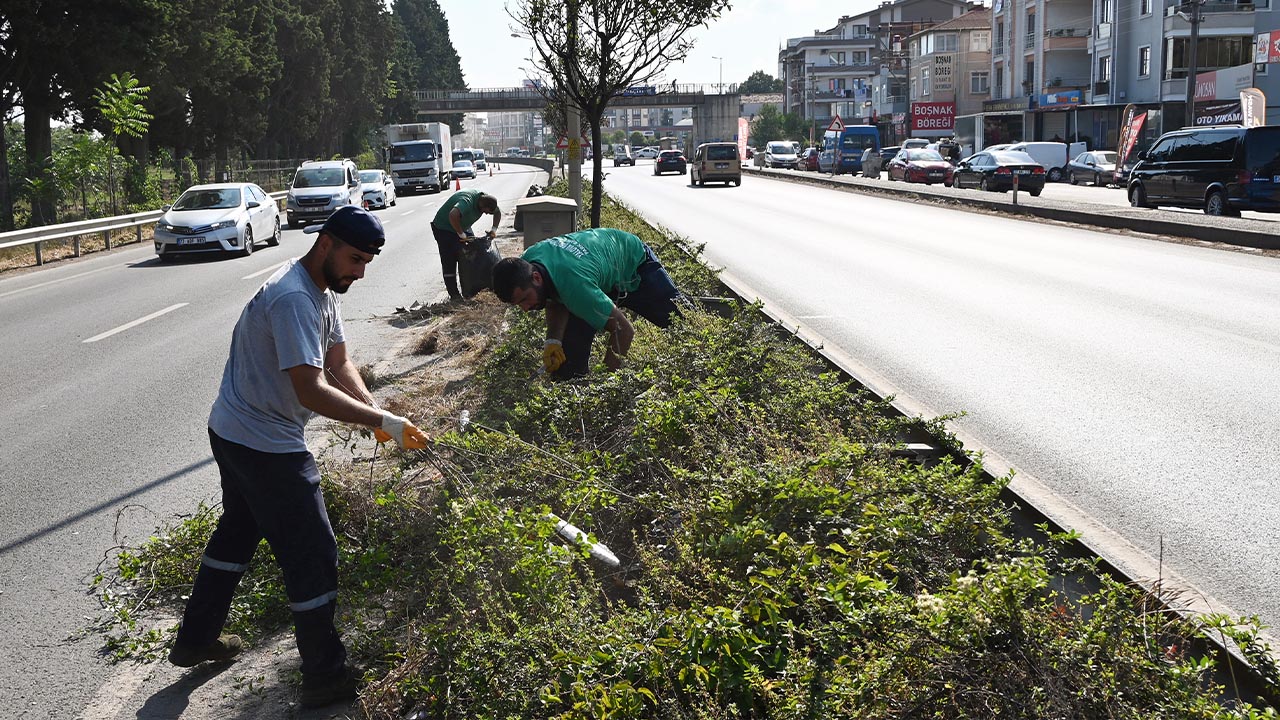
[434,0,895,90]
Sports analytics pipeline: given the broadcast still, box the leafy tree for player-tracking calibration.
[738,70,783,93]
[629,131,646,147]
[750,104,809,144]
[512,0,732,228]
[389,0,467,131]
[94,72,153,214]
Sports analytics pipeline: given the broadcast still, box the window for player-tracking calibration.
[1148,137,1177,162]
[922,68,931,95]
[1025,12,1036,47]
[971,31,991,53]
[995,65,1005,97]
[1098,55,1112,82]
[995,21,1005,54]
[852,51,868,64]
[1138,46,1150,77]
[1025,60,1035,92]
[1164,36,1254,80]
[971,71,990,94]
[831,51,846,65]
[1100,0,1113,24]
[1140,0,1152,15]
[936,33,958,52]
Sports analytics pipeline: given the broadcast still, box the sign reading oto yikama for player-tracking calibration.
[911,102,956,133]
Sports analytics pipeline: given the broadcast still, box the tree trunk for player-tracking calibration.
[590,119,603,228]
[0,98,13,231]
[22,92,56,227]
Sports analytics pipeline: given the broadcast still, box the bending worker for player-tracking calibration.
[169,206,428,709]
[492,227,681,378]
[430,188,500,301]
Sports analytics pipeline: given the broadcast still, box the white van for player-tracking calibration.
[764,141,798,169]
[285,159,362,228]
[1004,141,1086,182]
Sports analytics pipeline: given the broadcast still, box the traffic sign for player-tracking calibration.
[556,136,569,149]
[827,115,845,133]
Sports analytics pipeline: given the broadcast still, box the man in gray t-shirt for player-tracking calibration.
[170,206,427,709]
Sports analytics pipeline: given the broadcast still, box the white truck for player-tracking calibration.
[385,122,452,194]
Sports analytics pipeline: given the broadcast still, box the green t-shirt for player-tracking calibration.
[523,228,649,330]
[433,189,484,231]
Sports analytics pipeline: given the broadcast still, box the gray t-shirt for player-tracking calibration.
[208,259,345,453]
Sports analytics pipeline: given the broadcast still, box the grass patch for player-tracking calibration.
[92,183,1280,718]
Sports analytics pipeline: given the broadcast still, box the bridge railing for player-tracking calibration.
[413,83,741,102]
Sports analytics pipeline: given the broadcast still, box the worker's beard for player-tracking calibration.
[323,251,358,294]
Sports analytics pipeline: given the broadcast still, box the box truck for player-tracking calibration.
[385,123,452,194]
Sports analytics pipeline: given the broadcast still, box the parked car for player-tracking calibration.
[690,142,742,186]
[635,146,660,159]
[358,169,397,209]
[1067,151,1118,187]
[1128,125,1280,215]
[1004,141,1082,182]
[984,143,1014,152]
[879,146,902,163]
[764,141,798,169]
[285,158,361,228]
[613,147,635,166]
[951,150,1045,195]
[799,147,821,171]
[900,138,931,151]
[451,159,476,179]
[653,149,687,175]
[886,149,954,185]
[154,183,280,260]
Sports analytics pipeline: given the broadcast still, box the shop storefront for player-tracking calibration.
[957,97,1033,151]
[1033,91,1082,142]
[1073,103,1173,152]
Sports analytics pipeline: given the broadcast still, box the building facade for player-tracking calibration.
[908,8,993,146]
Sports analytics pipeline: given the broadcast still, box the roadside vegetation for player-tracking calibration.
[92,184,1280,718]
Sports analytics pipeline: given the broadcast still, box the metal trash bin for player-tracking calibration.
[515,196,579,248]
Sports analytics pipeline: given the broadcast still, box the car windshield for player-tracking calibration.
[452,151,474,162]
[173,188,241,210]
[905,150,944,161]
[293,168,346,188]
[660,151,681,158]
[841,134,877,151]
[767,143,791,154]
[359,171,382,183]
[707,146,737,160]
[991,151,1036,165]
[453,160,472,168]
[390,144,435,162]
[1096,151,1118,164]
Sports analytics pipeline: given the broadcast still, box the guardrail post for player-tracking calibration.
[135,224,142,245]
[102,229,112,250]
[1012,174,1019,206]
[73,235,81,257]
[35,241,43,266]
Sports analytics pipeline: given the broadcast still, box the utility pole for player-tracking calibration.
[1182,0,1205,128]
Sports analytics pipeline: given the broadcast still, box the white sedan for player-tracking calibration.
[153,183,280,260]
[634,147,660,159]
[359,169,397,209]
[451,160,476,179]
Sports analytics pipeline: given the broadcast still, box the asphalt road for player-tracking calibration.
[605,159,1280,632]
[0,166,540,719]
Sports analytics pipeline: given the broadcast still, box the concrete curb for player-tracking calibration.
[743,167,1280,250]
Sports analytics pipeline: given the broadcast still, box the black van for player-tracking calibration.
[1127,125,1280,216]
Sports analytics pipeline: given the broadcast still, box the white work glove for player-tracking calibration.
[374,411,428,450]
[542,338,566,373]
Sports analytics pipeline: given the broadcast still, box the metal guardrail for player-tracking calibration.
[0,191,287,266]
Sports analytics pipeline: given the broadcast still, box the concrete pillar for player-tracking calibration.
[691,94,741,153]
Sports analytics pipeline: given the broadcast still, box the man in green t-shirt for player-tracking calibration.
[492,228,681,378]
[430,189,501,300]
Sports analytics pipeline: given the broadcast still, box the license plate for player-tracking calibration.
[715,163,727,169]
[178,237,205,245]
[1015,169,1031,175]
[1273,175,1280,184]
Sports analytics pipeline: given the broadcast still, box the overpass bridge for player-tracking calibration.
[413,84,743,147]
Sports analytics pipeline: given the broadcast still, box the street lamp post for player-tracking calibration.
[1180,0,1206,128]
[712,56,723,94]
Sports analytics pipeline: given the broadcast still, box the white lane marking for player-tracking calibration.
[83,303,188,343]
[242,261,288,280]
[401,209,415,216]
[0,263,127,300]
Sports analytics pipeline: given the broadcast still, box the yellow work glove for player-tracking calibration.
[542,338,566,373]
[375,411,428,450]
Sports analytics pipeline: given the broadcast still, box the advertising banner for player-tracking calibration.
[911,102,956,134]
[934,55,954,92]
[1117,110,1146,180]
[1195,63,1254,102]
[1194,100,1243,126]
[1037,91,1082,109]
[1115,104,1137,170]
[1256,30,1280,64]
[1240,88,1266,128]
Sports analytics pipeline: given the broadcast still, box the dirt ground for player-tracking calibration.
[88,239,521,720]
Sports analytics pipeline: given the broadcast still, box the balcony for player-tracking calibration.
[809,62,878,75]
[1042,28,1090,51]
[1164,4,1255,34]
[1045,77,1091,91]
[1025,31,1037,49]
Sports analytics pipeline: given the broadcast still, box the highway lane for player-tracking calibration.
[605,160,1280,632]
[0,166,538,718]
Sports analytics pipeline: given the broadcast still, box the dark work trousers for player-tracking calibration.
[175,429,346,678]
[556,244,681,379]
[431,223,473,299]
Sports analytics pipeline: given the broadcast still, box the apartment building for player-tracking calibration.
[908,8,993,147]
[778,0,978,144]
[977,0,1275,153]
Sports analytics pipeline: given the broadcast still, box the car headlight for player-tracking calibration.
[155,222,174,232]
[209,220,236,230]
[332,192,347,201]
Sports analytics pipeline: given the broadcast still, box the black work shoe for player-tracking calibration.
[168,634,243,667]
[299,664,360,708]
